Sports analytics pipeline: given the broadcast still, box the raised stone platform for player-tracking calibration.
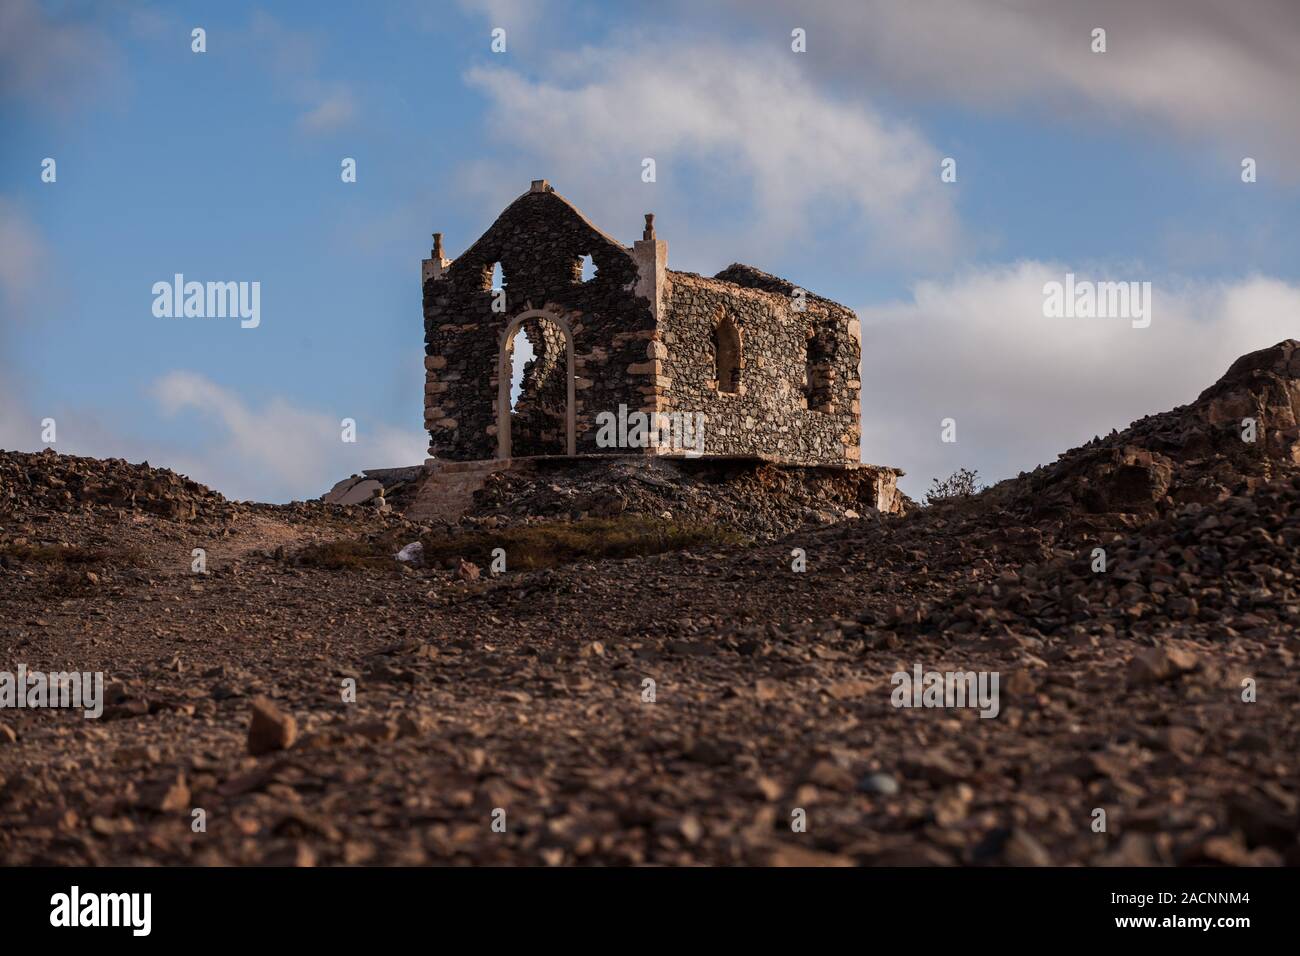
[405,458,517,522]
[402,454,902,522]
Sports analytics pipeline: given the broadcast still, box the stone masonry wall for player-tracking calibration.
[508,315,568,457]
[658,266,862,465]
[424,184,862,467]
[423,185,655,460]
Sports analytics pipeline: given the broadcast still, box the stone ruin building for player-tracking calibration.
[421,179,864,466]
[326,180,900,519]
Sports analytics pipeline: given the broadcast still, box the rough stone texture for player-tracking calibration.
[324,478,383,507]
[423,182,647,461]
[423,183,863,466]
[462,455,904,533]
[662,268,861,464]
[247,696,297,756]
[400,455,902,525]
[5,341,1300,865]
[405,459,512,522]
[991,339,1300,520]
[3,345,1300,866]
[507,313,570,457]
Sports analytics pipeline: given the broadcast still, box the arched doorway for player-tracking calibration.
[496,309,576,458]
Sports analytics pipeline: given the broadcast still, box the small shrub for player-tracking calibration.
[924,468,983,506]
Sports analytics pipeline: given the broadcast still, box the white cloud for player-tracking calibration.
[3,366,427,503]
[151,372,427,502]
[857,263,1300,498]
[0,365,32,452]
[248,11,358,135]
[298,88,357,133]
[735,0,1300,161]
[462,41,960,267]
[0,199,46,451]
[0,199,44,312]
[0,0,124,111]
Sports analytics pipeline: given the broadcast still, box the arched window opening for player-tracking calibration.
[502,315,570,457]
[715,314,741,394]
[804,327,833,411]
[508,328,534,411]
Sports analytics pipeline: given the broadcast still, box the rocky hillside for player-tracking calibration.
[0,343,1297,867]
[0,449,232,522]
[992,340,1300,520]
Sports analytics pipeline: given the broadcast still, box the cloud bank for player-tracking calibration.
[859,263,1300,498]
[0,0,124,112]
[151,371,427,502]
[735,0,1300,160]
[463,40,960,267]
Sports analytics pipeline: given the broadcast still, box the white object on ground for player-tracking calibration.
[395,541,424,563]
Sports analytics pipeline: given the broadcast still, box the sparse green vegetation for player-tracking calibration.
[422,516,746,570]
[290,539,401,572]
[291,516,747,573]
[0,542,142,568]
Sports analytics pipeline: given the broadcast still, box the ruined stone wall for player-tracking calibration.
[658,268,862,465]
[508,316,569,457]
[423,186,656,460]
[424,185,862,466]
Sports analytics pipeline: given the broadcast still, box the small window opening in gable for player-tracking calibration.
[577,254,596,282]
[714,314,741,394]
[489,261,505,292]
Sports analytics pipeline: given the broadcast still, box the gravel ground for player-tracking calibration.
[2,343,1298,866]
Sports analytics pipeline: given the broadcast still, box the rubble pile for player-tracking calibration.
[464,456,904,539]
[993,340,1300,520]
[0,449,231,522]
[923,475,1300,643]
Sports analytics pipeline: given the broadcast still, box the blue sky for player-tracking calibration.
[2,0,1298,500]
